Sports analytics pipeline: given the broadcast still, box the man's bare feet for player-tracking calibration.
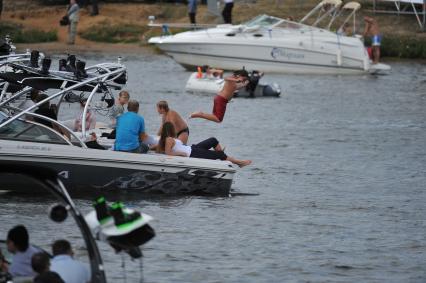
[237,160,252,168]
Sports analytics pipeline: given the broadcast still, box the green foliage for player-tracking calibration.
[0,22,58,43]
[156,4,188,20]
[380,36,426,59]
[80,21,147,43]
[364,35,426,59]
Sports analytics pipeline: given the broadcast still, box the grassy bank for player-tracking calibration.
[80,21,147,43]
[0,22,57,43]
[370,36,426,58]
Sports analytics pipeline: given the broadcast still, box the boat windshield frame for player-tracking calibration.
[243,15,284,28]
[242,14,332,33]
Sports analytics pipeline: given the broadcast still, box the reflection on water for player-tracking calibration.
[1,53,425,282]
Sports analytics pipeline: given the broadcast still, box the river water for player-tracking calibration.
[1,52,425,282]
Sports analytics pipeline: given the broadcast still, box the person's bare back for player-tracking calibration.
[363,16,379,37]
[164,110,187,133]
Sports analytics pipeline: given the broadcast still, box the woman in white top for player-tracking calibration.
[157,122,251,167]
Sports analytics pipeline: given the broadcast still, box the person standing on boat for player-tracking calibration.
[67,0,80,45]
[190,69,249,123]
[114,100,150,153]
[188,0,197,24]
[363,16,381,64]
[222,0,234,24]
[157,100,189,144]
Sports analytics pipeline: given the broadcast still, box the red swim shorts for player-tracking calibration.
[212,95,228,122]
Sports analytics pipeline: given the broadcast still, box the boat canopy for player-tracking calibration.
[343,1,361,10]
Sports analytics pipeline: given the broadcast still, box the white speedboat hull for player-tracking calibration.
[149,15,391,75]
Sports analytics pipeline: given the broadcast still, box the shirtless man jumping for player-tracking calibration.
[190,69,249,123]
[157,100,189,144]
[363,16,381,64]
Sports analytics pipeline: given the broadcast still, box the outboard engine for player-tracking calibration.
[246,70,262,97]
[262,83,281,97]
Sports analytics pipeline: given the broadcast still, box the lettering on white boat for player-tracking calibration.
[17,145,51,151]
[271,47,305,60]
[58,171,69,179]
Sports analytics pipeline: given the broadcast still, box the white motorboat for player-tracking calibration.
[148,0,391,75]
[0,55,236,196]
[185,71,281,97]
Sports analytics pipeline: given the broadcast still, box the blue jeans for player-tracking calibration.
[129,143,149,154]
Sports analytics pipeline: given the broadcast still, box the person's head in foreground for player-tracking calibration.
[52,240,73,257]
[157,100,169,114]
[7,225,29,254]
[31,252,50,275]
[127,100,139,113]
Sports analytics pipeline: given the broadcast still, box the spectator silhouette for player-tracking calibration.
[6,225,40,277]
[50,240,90,283]
[32,252,64,283]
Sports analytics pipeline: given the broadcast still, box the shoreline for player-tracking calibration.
[16,42,425,64]
[15,42,156,56]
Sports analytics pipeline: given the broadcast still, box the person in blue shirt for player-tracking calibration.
[6,225,40,277]
[114,100,149,153]
[50,240,90,283]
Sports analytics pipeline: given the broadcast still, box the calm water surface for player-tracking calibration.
[0,52,425,282]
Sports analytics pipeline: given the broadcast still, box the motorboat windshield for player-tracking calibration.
[243,15,284,28]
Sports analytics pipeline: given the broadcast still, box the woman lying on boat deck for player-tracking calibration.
[156,122,251,167]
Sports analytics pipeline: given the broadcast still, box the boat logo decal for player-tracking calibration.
[17,145,51,151]
[58,171,70,179]
[271,47,305,60]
